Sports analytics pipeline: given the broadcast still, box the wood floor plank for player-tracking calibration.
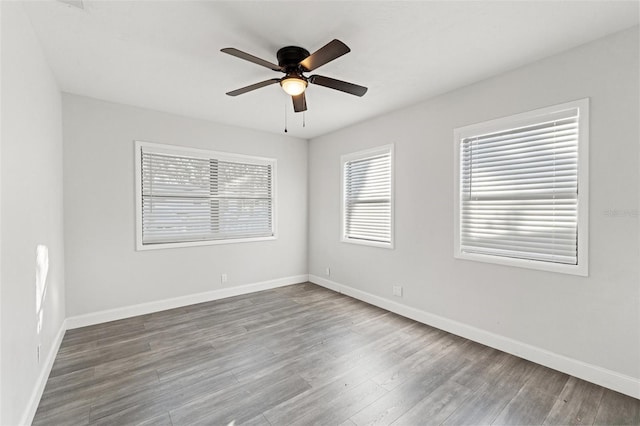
[39,366,95,397]
[37,367,159,413]
[242,414,273,426]
[492,386,558,425]
[136,412,173,426]
[49,340,152,378]
[351,377,438,425]
[289,379,388,426]
[492,364,570,425]
[299,345,404,389]
[350,351,470,426]
[170,371,311,425]
[147,324,239,351]
[525,364,571,396]
[32,397,91,426]
[92,341,215,379]
[441,382,520,426]
[593,388,640,425]
[439,355,538,425]
[33,283,640,426]
[371,333,470,392]
[59,317,146,350]
[156,342,273,384]
[390,379,473,426]
[350,311,417,340]
[263,366,374,424]
[543,376,605,425]
[450,348,514,393]
[89,370,238,423]
[232,344,335,383]
[387,324,448,359]
[166,381,250,426]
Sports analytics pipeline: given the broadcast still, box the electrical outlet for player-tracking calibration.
[392,285,403,297]
[325,267,331,277]
[221,273,228,284]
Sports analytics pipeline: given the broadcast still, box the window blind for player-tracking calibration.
[344,151,392,244]
[460,109,579,264]
[141,149,273,245]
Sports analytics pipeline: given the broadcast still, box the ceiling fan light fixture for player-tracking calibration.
[280,77,307,96]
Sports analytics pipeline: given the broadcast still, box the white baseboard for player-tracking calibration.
[66,274,308,329]
[309,274,640,400]
[20,320,67,426]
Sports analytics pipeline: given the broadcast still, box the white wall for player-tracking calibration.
[62,94,308,317]
[309,26,639,386]
[1,3,66,425]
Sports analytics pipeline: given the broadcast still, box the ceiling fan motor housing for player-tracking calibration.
[277,46,310,69]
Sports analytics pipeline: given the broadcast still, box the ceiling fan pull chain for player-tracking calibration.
[303,112,306,128]
[284,98,288,133]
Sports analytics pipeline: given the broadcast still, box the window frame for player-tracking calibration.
[453,99,589,276]
[134,140,277,251]
[341,144,395,249]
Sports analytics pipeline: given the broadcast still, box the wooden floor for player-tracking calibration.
[34,283,640,425]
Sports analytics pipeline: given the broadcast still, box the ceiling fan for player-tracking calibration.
[221,39,367,113]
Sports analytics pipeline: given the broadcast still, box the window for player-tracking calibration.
[454,99,588,275]
[135,141,276,250]
[342,145,394,248]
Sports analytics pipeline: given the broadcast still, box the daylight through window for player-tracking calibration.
[136,142,275,249]
[454,99,589,275]
[342,145,394,248]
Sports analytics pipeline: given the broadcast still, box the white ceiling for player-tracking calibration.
[23,0,639,139]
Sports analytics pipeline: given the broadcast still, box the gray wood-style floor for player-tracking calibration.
[34,282,640,425]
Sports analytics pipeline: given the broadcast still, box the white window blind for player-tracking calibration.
[460,108,580,265]
[342,146,393,247]
[138,143,274,247]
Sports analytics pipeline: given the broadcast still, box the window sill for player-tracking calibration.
[136,235,277,251]
[454,251,588,276]
[341,237,394,250]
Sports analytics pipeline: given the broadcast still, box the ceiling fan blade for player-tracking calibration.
[226,79,280,96]
[221,48,283,71]
[309,75,368,97]
[292,92,307,113]
[299,39,350,72]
